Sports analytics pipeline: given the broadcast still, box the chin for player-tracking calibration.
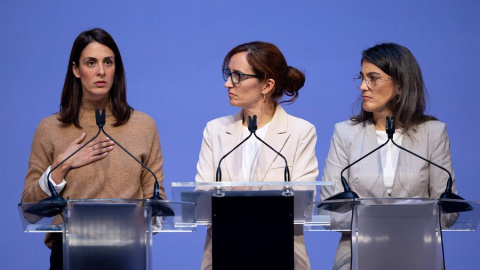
[362,105,376,113]
[229,101,242,108]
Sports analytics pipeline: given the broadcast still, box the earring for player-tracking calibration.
[263,94,266,103]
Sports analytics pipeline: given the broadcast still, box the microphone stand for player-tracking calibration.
[388,117,472,213]
[95,109,173,216]
[213,115,257,197]
[24,114,105,218]
[318,117,394,212]
[250,115,293,196]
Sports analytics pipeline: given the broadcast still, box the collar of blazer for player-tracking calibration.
[220,104,292,182]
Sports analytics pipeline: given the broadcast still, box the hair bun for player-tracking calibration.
[282,66,305,103]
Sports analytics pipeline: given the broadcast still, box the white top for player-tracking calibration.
[242,122,271,182]
[376,130,403,195]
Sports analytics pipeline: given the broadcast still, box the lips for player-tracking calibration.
[95,81,107,87]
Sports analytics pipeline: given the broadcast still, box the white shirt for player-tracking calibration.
[39,166,67,195]
[241,122,271,182]
[376,129,403,196]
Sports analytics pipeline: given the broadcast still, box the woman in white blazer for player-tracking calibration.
[196,41,319,270]
[320,43,457,270]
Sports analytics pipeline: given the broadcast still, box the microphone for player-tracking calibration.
[215,115,256,182]
[323,117,396,202]
[388,117,472,213]
[24,113,105,217]
[249,115,294,196]
[95,109,173,216]
[318,117,395,212]
[250,116,290,183]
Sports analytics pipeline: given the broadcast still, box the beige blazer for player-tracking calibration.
[320,119,456,270]
[196,105,319,270]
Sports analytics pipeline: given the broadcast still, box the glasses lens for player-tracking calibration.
[222,69,230,81]
[353,76,362,88]
[231,71,240,84]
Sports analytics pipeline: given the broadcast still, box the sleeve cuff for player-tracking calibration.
[39,166,67,196]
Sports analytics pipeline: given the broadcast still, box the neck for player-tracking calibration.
[372,111,392,131]
[242,101,276,129]
[82,96,110,111]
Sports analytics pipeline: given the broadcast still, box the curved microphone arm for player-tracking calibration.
[100,127,160,193]
[390,139,453,191]
[215,133,253,182]
[46,128,102,196]
[96,109,172,216]
[253,132,290,182]
[24,120,103,217]
[339,138,391,191]
[323,117,394,202]
[215,115,258,183]
[388,117,471,213]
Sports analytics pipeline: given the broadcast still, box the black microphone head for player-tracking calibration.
[95,108,100,125]
[386,116,395,139]
[95,109,103,128]
[95,108,106,127]
[101,109,106,125]
[248,115,258,133]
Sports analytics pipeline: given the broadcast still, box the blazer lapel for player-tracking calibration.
[256,105,291,182]
[220,111,243,182]
[392,130,417,197]
[358,121,386,196]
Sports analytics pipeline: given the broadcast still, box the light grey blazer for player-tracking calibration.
[320,119,456,270]
[196,105,319,270]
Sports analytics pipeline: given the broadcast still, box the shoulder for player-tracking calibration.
[130,110,155,123]
[418,120,446,131]
[129,110,158,129]
[333,119,367,135]
[205,113,239,130]
[410,120,448,140]
[35,113,63,134]
[285,113,315,132]
[274,105,315,132]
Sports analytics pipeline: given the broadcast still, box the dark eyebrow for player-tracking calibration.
[359,71,382,77]
[231,69,249,74]
[82,57,98,62]
[82,56,115,62]
[365,71,382,77]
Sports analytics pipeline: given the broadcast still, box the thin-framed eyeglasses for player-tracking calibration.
[223,68,262,84]
[353,74,392,89]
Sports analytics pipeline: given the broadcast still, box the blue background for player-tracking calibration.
[1,1,479,269]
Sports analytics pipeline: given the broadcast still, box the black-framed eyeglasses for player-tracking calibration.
[353,74,392,89]
[223,68,262,84]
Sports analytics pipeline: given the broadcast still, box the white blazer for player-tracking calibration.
[196,105,319,270]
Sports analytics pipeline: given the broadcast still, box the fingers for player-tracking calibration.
[88,137,114,156]
[91,137,115,149]
[88,151,110,163]
[74,132,86,144]
[91,143,114,156]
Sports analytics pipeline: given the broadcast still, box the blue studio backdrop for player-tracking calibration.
[1,1,479,269]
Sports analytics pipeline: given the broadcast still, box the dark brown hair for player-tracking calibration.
[352,43,436,131]
[58,28,132,127]
[222,41,305,104]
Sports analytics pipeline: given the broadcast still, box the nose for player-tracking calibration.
[359,78,369,91]
[224,77,234,88]
[97,64,106,76]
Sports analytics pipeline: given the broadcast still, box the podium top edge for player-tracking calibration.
[19,199,195,206]
[171,181,333,187]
